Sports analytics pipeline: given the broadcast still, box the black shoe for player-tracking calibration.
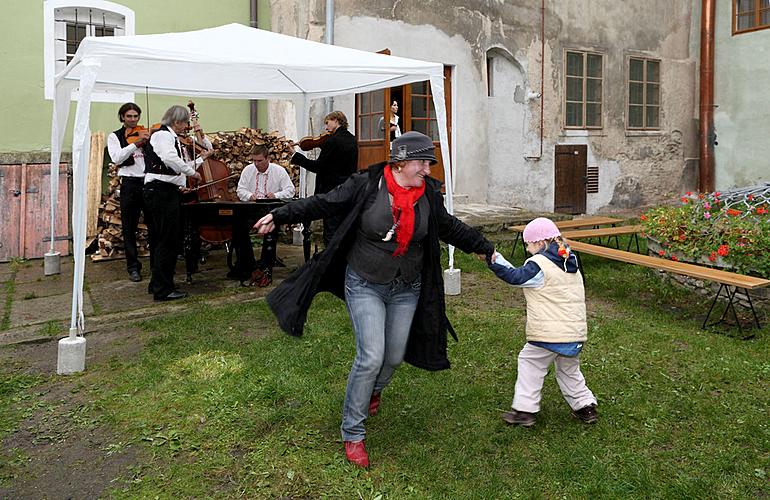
[154,290,187,302]
[501,410,536,427]
[571,404,598,424]
[129,270,142,282]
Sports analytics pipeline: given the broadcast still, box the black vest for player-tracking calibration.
[113,126,135,167]
[143,125,181,176]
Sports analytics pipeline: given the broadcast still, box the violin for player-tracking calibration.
[125,123,161,145]
[297,131,331,151]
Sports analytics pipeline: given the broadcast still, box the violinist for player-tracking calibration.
[142,105,209,302]
[107,102,150,282]
[231,144,295,286]
[290,110,358,246]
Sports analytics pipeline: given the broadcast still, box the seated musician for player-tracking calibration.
[231,144,296,286]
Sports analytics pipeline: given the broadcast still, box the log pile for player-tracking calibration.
[92,164,149,261]
[92,128,299,261]
[209,127,300,194]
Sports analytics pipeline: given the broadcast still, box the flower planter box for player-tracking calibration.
[646,237,770,310]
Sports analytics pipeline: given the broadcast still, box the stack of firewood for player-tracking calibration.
[209,127,300,194]
[92,128,299,261]
[92,164,150,261]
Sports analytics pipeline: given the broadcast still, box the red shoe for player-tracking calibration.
[344,440,369,468]
[368,392,381,416]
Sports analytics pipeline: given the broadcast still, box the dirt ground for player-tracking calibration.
[0,327,149,499]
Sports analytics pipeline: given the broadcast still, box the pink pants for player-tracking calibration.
[512,343,597,413]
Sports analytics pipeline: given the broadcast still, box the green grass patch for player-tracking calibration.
[3,243,769,497]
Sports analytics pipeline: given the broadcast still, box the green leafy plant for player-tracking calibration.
[641,191,770,277]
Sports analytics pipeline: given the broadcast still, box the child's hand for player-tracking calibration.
[490,251,515,269]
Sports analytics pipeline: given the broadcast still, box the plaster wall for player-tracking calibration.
[713,0,770,189]
[270,0,699,211]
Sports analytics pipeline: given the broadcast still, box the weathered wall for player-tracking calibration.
[712,0,770,189]
[270,0,699,211]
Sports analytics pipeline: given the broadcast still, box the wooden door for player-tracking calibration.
[554,145,587,214]
[0,164,69,261]
[355,87,389,169]
[402,67,452,186]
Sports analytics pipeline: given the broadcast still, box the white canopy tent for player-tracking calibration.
[50,23,458,360]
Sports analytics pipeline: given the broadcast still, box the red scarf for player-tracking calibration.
[383,165,426,256]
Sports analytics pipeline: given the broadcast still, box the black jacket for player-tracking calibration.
[291,128,358,194]
[266,162,495,371]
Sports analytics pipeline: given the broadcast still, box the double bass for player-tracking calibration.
[183,101,236,244]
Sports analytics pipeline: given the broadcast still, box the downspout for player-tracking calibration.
[249,0,259,128]
[324,0,335,114]
[698,0,716,192]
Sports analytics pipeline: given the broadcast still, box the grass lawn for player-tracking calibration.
[2,239,769,498]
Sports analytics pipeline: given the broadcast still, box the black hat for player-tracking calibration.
[389,131,437,165]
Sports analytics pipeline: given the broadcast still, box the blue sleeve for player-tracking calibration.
[489,260,544,287]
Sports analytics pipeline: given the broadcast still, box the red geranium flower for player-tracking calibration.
[670,255,679,261]
[708,252,717,262]
[640,214,647,221]
[727,208,741,217]
[658,250,666,257]
[718,244,729,257]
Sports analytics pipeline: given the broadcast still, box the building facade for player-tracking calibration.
[269,0,701,213]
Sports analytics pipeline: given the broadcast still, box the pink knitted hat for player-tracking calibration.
[522,217,561,243]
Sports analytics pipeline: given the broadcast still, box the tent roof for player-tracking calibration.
[58,23,444,99]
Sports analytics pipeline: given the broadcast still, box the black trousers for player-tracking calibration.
[119,176,145,273]
[143,181,182,298]
[232,215,278,281]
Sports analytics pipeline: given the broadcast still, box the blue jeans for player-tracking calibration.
[341,266,421,442]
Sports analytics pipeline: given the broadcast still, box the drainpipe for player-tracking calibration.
[324,0,335,114]
[249,0,259,128]
[698,0,716,192]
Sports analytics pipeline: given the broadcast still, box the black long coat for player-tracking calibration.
[266,162,494,371]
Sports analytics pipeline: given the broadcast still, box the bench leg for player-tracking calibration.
[625,233,640,253]
[510,232,521,260]
[703,285,761,337]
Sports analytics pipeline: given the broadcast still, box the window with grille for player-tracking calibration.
[43,1,134,101]
[564,50,603,129]
[627,57,661,130]
[734,0,770,34]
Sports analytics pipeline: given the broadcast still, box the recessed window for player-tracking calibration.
[564,50,603,129]
[734,0,770,34]
[627,57,661,130]
[43,0,135,101]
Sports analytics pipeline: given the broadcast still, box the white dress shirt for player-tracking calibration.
[145,127,211,187]
[107,130,146,178]
[237,162,295,201]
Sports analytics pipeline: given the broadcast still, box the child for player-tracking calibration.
[488,217,597,427]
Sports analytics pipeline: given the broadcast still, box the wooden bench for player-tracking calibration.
[508,216,624,257]
[567,240,770,333]
[561,225,643,252]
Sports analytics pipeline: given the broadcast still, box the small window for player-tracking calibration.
[564,50,603,129]
[43,0,135,101]
[356,89,385,142]
[734,0,770,34]
[627,57,661,130]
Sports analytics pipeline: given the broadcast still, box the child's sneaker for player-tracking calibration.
[571,404,598,424]
[501,410,536,427]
